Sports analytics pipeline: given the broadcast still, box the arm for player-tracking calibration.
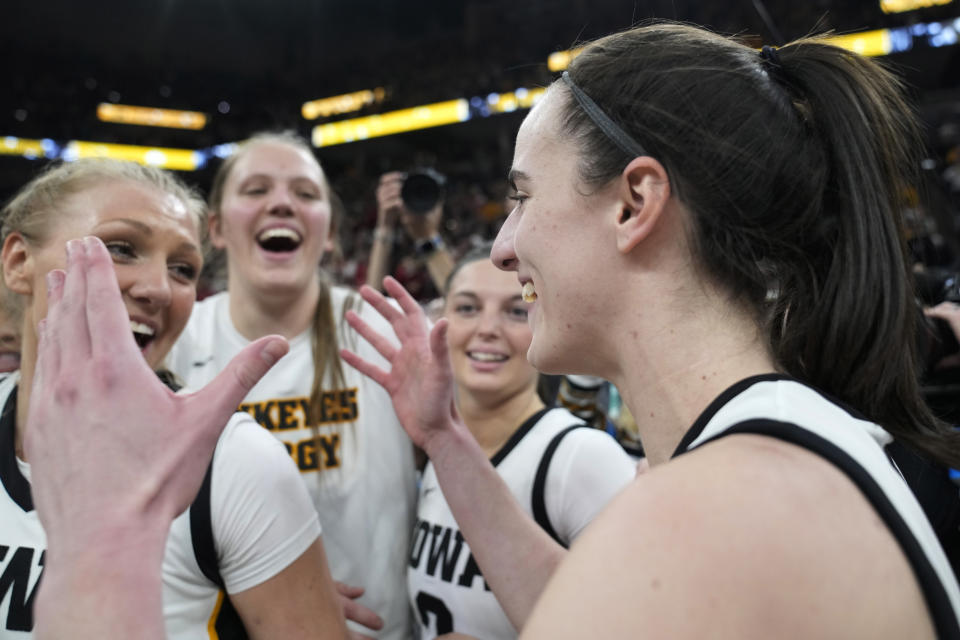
[365,172,455,293]
[340,277,566,630]
[212,416,353,639]
[521,435,936,639]
[27,237,288,639]
[231,540,350,640]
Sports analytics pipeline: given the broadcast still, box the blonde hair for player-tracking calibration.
[0,158,207,320]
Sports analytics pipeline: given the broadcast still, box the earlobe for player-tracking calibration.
[1,232,34,295]
[208,212,226,250]
[615,156,671,254]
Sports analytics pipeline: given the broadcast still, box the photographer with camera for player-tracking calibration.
[367,170,456,295]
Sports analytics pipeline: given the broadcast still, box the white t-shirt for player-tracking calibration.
[166,288,417,639]
[0,372,320,639]
[407,407,636,640]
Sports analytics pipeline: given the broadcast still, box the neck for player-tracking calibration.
[227,273,322,341]
[456,385,545,458]
[14,322,37,462]
[604,287,777,466]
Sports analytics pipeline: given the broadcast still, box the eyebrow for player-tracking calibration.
[242,173,322,187]
[507,169,530,189]
[450,291,525,303]
[98,218,200,255]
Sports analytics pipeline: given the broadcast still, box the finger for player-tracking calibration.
[429,318,452,368]
[341,599,384,631]
[357,285,404,324]
[340,347,391,389]
[335,581,365,599]
[345,310,398,362]
[189,336,289,438]
[82,236,139,359]
[55,238,92,361]
[37,270,66,381]
[348,632,377,640]
[383,276,426,319]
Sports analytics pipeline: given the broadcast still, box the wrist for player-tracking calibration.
[373,226,394,243]
[415,234,444,257]
[421,417,474,462]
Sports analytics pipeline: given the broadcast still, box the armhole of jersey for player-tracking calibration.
[190,460,223,588]
[188,457,249,639]
[532,425,582,549]
[696,419,960,640]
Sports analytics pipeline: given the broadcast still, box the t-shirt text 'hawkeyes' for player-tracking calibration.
[238,389,358,473]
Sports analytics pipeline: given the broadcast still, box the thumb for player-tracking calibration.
[189,335,289,424]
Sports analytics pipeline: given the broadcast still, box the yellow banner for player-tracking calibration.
[97,103,207,130]
[66,141,201,171]
[302,88,386,120]
[0,137,46,158]
[823,29,892,56]
[312,99,469,147]
[881,0,952,13]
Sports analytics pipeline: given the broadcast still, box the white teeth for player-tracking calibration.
[469,352,508,362]
[257,228,302,243]
[521,282,537,303]
[130,320,154,337]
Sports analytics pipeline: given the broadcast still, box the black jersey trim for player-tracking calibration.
[689,419,960,639]
[532,425,583,548]
[671,374,792,457]
[670,374,876,459]
[188,456,249,639]
[0,387,32,512]
[490,408,551,467]
[190,460,221,587]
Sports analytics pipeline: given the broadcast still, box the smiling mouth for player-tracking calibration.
[468,351,508,362]
[257,228,302,253]
[131,320,155,350]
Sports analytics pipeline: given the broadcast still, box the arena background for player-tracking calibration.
[2,0,959,298]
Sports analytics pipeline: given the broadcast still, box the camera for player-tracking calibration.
[401,168,446,214]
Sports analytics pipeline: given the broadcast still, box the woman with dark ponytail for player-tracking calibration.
[341,22,960,639]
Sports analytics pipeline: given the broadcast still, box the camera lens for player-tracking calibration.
[401,170,445,214]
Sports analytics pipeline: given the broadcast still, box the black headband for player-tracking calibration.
[561,71,648,159]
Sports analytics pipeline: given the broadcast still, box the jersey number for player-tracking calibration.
[415,591,453,635]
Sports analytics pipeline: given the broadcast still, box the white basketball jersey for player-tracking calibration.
[407,407,636,639]
[167,288,417,639]
[676,374,960,638]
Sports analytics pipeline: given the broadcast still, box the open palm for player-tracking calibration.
[341,277,459,451]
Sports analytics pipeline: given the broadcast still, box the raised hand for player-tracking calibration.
[27,236,287,639]
[340,276,460,452]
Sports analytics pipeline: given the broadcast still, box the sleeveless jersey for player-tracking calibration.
[407,407,637,639]
[674,374,960,638]
[166,288,417,639]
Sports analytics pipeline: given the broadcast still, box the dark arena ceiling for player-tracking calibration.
[2,0,960,199]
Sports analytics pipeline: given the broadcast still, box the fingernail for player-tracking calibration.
[65,239,80,261]
[260,338,289,366]
[83,236,99,252]
[46,270,63,294]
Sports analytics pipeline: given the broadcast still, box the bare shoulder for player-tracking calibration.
[521,434,935,639]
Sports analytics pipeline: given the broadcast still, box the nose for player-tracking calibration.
[127,260,172,311]
[475,308,502,339]
[491,208,519,271]
[267,186,295,216]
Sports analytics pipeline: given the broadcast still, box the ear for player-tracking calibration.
[614,156,671,254]
[208,211,226,250]
[1,232,35,296]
